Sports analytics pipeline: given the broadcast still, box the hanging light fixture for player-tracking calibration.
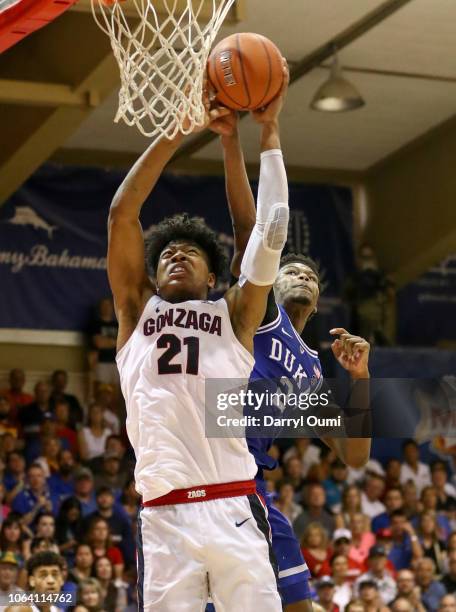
[311,49,365,112]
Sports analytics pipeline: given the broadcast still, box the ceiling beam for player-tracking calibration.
[0,54,119,206]
[171,0,416,162]
[0,79,98,107]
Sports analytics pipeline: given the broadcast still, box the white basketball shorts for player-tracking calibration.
[137,483,282,611]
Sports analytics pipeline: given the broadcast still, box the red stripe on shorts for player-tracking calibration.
[143,480,256,506]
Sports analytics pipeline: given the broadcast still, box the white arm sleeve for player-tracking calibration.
[239,149,289,287]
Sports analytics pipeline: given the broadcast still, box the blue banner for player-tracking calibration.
[397,255,456,345]
[0,164,354,332]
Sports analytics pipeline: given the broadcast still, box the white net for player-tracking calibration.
[91,0,235,141]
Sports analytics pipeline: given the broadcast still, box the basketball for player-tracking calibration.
[208,33,284,111]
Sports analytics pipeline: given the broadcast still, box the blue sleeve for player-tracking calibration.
[11,493,26,515]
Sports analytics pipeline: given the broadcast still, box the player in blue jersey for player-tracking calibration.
[206,106,371,611]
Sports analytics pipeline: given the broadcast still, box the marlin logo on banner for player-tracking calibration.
[8,206,57,239]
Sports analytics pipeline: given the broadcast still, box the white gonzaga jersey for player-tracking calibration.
[116,295,257,502]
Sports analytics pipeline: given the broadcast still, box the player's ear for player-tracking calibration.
[207,273,216,289]
[29,575,35,589]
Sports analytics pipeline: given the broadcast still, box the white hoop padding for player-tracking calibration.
[91,0,235,142]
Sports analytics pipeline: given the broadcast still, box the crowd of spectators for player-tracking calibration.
[0,365,139,611]
[267,438,456,611]
[1,359,456,611]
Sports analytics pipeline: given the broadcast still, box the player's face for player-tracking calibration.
[275,263,319,310]
[156,241,216,303]
[30,565,64,594]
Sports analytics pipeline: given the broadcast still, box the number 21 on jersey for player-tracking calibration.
[157,334,199,375]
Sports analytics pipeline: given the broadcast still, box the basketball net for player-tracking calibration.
[91,0,235,141]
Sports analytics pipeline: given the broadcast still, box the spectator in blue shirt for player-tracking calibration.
[388,509,423,570]
[323,459,348,512]
[372,487,404,533]
[415,557,447,612]
[73,468,97,517]
[3,451,26,502]
[48,449,77,500]
[11,464,59,527]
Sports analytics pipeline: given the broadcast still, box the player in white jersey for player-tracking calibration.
[108,65,290,611]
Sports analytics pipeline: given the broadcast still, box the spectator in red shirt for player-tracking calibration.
[301,522,331,578]
[375,528,398,577]
[0,369,33,423]
[54,400,78,455]
[0,482,11,523]
[85,517,124,579]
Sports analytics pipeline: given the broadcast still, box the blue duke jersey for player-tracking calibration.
[247,303,323,495]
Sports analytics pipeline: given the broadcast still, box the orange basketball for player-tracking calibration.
[208,33,284,111]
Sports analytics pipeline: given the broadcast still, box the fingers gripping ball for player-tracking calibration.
[208,33,284,110]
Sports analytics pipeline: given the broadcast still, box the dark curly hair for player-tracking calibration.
[27,550,65,575]
[146,213,227,280]
[280,253,320,285]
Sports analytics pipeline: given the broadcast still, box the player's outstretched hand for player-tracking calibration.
[179,78,232,135]
[209,108,239,138]
[250,58,289,124]
[330,328,370,379]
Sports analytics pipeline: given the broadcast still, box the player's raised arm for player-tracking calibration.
[108,133,184,350]
[225,65,290,353]
[108,104,231,351]
[212,112,256,277]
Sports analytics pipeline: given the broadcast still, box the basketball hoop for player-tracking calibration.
[91,0,235,142]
